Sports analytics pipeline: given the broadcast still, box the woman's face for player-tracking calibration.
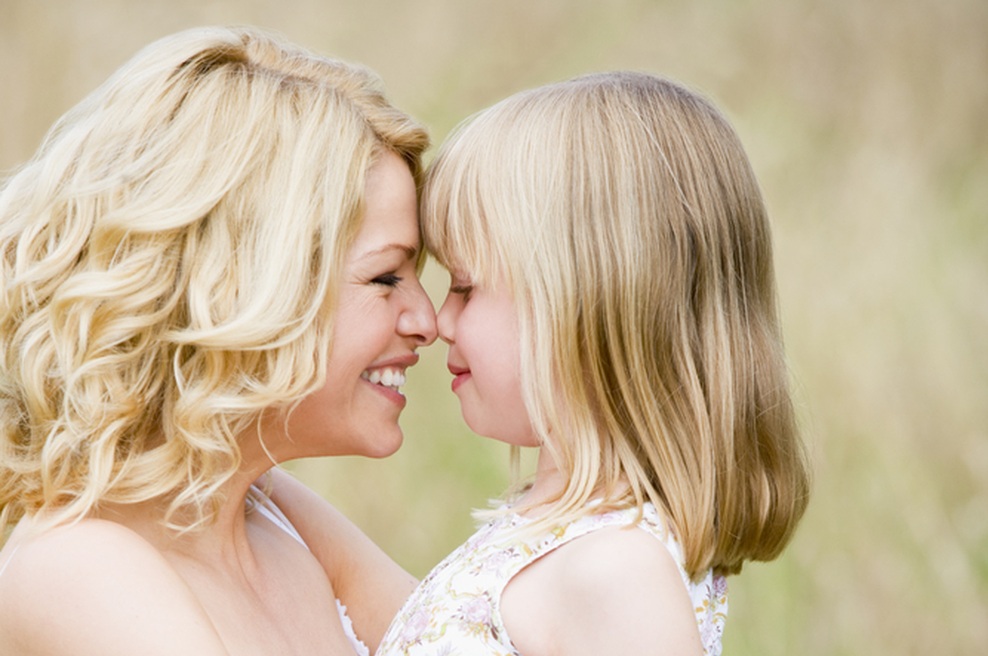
[276,152,437,459]
[436,273,538,447]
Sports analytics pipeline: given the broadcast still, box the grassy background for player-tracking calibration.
[2,1,986,653]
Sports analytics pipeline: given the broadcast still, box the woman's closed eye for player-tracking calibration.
[372,273,403,287]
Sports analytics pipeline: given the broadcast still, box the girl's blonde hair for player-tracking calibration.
[423,71,809,578]
[0,26,428,534]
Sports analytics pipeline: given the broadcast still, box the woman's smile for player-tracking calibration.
[361,353,421,403]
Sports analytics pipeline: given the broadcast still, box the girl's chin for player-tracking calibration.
[465,423,539,448]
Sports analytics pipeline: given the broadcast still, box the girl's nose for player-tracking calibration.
[436,293,459,345]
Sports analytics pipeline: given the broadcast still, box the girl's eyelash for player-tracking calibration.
[450,284,473,298]
[372,273,403,287]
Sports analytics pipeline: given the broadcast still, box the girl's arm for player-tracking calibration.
[267,468,417,652]
[501,526,704,656]
[0,520,228,655]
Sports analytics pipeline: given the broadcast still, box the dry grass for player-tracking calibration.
[2,0,986,653]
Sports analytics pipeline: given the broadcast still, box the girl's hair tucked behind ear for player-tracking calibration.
[0,26,428,535]
[423,71,809,579]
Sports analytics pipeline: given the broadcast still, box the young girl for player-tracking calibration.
[376,71,811,655]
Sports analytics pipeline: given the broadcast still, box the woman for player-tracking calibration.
[0,26,436,654]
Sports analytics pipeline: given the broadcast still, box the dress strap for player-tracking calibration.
[0,543,20,581]
[247,484,308,548]
[505,504,671,579]
[246,482,371,656]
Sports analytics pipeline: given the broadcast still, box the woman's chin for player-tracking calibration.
[352,427,404,459]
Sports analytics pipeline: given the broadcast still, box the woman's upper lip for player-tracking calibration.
[368,353,420,369]
[447,363,469,376]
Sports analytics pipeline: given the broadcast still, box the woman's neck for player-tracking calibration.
[88,461,273,564]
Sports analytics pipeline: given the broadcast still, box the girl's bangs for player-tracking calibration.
[422,143,505,285]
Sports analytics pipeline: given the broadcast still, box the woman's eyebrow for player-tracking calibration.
[357,243,418,260]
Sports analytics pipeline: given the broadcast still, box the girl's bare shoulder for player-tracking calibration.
[0,519,227,655]
[503,525,704,656]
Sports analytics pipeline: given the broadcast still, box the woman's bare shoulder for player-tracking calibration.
[0,519,228,655]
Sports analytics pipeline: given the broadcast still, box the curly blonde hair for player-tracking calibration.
[423,71,809,579]
[0,26,428,534]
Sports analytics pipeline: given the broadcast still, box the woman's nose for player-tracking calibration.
[399,280,438,346]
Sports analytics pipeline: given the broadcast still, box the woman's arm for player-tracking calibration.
[267,468,417,652]
[0,520,228,655]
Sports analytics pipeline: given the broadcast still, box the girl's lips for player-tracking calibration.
[450,371,471,392]
[448,363,470,392]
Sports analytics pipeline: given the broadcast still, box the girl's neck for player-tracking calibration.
[517,447,568,509]
[517,445,633,514]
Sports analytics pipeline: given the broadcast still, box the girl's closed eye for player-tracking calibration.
[449,282,473,301]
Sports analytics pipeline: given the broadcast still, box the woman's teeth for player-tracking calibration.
[361,368,406,390]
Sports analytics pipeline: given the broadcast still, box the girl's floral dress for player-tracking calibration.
[376,503,728,656]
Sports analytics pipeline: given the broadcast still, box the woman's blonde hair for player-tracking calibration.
[0,26,428,534]
[423,71,809,578]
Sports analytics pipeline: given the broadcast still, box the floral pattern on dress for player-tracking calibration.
[376,504,727,656]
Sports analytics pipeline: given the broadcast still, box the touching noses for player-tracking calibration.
[398,280,438,346]
[436,293,459,345]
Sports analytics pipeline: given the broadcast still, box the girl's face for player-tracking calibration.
[436,272,538,447]
[276,152,438,459]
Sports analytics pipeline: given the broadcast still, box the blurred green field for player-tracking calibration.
[2,1,985,653]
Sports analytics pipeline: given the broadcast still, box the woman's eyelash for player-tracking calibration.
[372,273,403,287]
[450,284,473,298]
